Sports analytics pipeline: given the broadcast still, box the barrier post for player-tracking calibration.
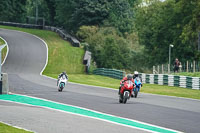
[0,44,7,94]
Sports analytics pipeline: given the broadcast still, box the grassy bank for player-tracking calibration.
[0,37,7,63]
[0,25,85,74]
[0,122,33,133]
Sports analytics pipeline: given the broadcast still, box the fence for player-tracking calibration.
[93,68,200,89]
[153,61,200,74]
[0,21,80,47]
[93,68,126,80]
[141,73,200,90]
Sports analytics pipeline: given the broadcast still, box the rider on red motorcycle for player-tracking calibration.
[118,74,135,96]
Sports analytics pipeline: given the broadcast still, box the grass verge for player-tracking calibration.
[48,73,120,89]
[0,25,85,74]
[0,37,7,63]
[48,73,200,100]
[174,72,200,77]
[0,122,33,133]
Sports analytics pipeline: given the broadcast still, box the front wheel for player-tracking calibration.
[119,94,123,103]
[123,98,127,104]
[58,83,64,92]
[123,92,129,104]
[134,88,138,98]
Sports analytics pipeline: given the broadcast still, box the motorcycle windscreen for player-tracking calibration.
[126,80,134,88]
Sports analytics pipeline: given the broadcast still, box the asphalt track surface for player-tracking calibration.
[0,28,200,133]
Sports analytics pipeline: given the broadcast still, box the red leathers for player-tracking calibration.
[120,77,135,85]
[119,77,135,95]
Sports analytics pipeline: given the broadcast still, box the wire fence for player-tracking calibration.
[153,61,200,74]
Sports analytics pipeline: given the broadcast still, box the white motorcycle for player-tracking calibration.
[57,75,68,92]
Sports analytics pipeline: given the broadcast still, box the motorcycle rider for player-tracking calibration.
[118,74,135,97]
[133,71,142,87]
[57,71,68,86]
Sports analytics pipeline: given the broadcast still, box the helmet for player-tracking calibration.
[62,71,66,75]
[134,71,139,77]
[127,74,132,80]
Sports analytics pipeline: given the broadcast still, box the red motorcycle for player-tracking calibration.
[119,80,134,104]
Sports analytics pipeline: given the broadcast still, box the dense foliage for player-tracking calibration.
[0,0,26,22]
[77,26,132,70]
[0,0,199,72]
[135,0,200,66]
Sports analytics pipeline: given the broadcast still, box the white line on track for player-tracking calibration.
[1,94,182,133]
[0,120,35,132]
[0,36,9,66]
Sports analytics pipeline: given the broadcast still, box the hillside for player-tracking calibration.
[0,25,85,75]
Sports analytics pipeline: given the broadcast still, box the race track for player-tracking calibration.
[0,28,200,133]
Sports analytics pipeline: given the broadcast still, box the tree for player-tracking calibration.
[0,0,26,22]
[77,26,132,70]
[107,0,134,34]
[55,0,135,34]
[45,0,56,25]
[26,0,52,25]
[71,0,109,30]
[135,0,200,66]
[55,0,77,30]
[178,0,200,60]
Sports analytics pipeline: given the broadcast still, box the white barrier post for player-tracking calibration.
[0,44,7,94]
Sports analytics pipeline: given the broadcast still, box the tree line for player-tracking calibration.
[0,0,199,72]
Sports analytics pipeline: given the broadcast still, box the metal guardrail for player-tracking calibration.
[44,26,80,47]
[93,68,199,89]
[93,68,126,80]
[0,21,80,47]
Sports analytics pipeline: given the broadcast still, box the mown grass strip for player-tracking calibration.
[174,72,200,77]
[0,122,33,133]
[0,25,85,74]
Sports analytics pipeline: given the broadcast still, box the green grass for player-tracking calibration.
[141,84,200,100]
[0,37,7,63]
[174,72,200,77]
[48,73,120,89]
[0,25,85,74]
[0,122,33,133]
[48,73,200,100]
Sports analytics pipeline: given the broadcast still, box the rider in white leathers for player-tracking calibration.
[57,71,68,86]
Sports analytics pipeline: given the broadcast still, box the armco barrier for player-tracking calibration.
[142,73,200,90]
[93,68,126,80]
[93,69,200,89]
[0,21,80,47]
